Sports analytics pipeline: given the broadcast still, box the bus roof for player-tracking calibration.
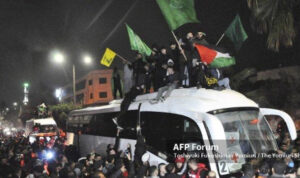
[70,88,258,116]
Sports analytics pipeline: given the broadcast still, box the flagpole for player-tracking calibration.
[116,53,131,65]
[171,31,188,61]
[215,33,225,46]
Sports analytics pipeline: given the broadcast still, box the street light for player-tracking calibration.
[23,83,29,88]
[83,55,92,65]
[51,50,92,104]
[51,51,65,64]
[55,88,63,102]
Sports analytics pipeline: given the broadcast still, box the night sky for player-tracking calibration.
[0,0,299,105]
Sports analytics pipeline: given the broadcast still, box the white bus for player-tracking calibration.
[67,88,297,178]
[25,118,58,143]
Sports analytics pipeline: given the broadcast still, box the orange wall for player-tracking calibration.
[84,69,113,105]
[62,69,113,106]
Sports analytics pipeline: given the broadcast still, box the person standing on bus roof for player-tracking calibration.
[123,61,133,94]
[112,75,145,130]
[132,53,146,86]
[113,67,123,99]
[144,64,152,93]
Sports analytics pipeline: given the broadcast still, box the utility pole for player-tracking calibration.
[72,64,76,104]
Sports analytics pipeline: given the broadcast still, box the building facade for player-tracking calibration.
[62,69,113,106]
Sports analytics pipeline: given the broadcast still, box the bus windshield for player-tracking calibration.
[213,109,277,174]
[33,125,56,133]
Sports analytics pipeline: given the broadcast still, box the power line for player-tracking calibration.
[99,0,138,49]
[85,0,115,31]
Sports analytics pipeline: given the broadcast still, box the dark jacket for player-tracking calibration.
[165,72,179,85]
[113,72,122,87]
[165,173,182,178]
[134,135,147,168]
[136,164,149,178]
[170,48,180,71]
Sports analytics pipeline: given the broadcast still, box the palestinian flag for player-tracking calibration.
[194,44,236,68]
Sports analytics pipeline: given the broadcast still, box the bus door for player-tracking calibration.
[200,113,231,177]
[260,108,297,141]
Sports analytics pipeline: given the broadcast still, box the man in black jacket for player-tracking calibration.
[113,67,123,99]
[132,53,146,86]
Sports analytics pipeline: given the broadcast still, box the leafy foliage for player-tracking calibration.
[247,0,297,51]
[49,103,82,129]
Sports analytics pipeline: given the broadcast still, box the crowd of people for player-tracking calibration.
[0,126,211,178]
[112,32,231,100]
[2,122,300,178]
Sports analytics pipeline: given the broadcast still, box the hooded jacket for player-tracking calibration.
[183,163,208,178]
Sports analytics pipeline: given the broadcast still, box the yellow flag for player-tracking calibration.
[100,48,116,67]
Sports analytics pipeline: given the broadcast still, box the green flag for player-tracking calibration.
[156,0,200,30]
[225,15,248,50]
[126,24,152,57]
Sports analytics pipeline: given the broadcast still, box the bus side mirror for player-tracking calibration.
[260,108,297,140]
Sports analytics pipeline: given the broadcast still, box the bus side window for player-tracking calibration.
[141,112,207,164]
[67,116,81,133]
[88,113,118,137]
[141,112,182,158]
[119,111,138,140]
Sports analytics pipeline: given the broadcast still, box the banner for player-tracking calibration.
[225,15,248,50]
[126,24,152,57]
[100,48,116,67]
[156,0,200,30]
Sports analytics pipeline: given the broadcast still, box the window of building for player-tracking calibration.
[88,80,93,86]
[99,78,107,84]
[90,93,93,99]
[99,92,107,98]
[76,80,86,91]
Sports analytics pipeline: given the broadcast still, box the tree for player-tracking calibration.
[247,0,297,51]
[49,103,82,129]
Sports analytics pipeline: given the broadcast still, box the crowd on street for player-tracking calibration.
[1,121,300,178]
